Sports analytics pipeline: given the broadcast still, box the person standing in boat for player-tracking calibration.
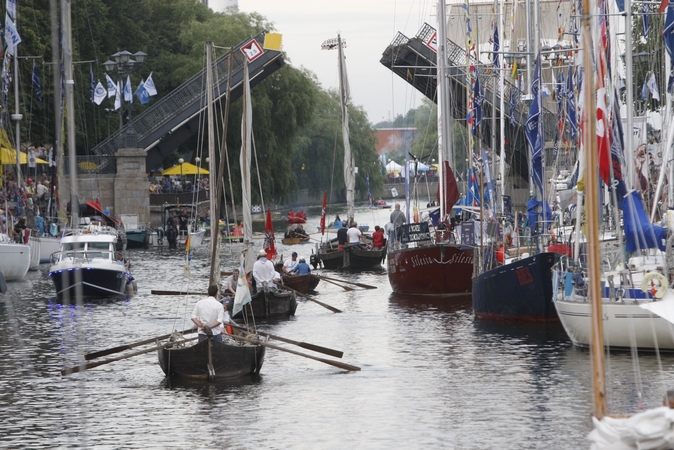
[292,257,311,275]
[283,252,299,273]
[178,210,189,236]
[337,223,348,250]
[253,249,277,290]
[347,221,367,248]
[191,285,225,342]
[390,203,406,244]
[372,225,385,249]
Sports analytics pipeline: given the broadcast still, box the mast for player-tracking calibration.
[624,0,634,190]
[49,0,64,222]
[437,0,452,220]
[11,10,21,195]
[206,42,220,287]
[336,35,355,224]
[240,60,254,273]
[62,0,77,228]
[582,0,606,419]
[498,0,505,211]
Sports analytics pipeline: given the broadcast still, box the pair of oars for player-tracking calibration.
[315,274,378,291]
[62,324,357,375]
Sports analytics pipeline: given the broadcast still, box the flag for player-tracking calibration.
[4,14,21,55]
[509,87,516,126]
[666,1,674,92]
[643,2,651,38]
[144,72,157,96]
[566,66,577,139]
[263,209,276,260]
[124,75,133,102]
[320,191,327,235]
[526,53,543,195]
[492,24,499,68]
[407,69,413,81]
[32,61,42,103]
[105,74,116,98]
[474,71,484,128]
[135,79,149,105]
[114,80,121,110]
[661,0,669,13]
[6,0,16,19]
[511,60,518,79]
[185,236,190,254]
[596,88,612,189]
[609,89,628,203]
[89,65,95,104]
[232,252,252,317]
[642,76,649,100]
[647,72,660,100]
[93,81,106,105]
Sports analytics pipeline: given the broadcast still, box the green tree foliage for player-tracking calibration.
[292,88,383,201]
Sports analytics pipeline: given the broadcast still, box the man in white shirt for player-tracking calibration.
[191,285,225,342]
[346,221,366,248]
[253,249,277,290]
[283,252,299,273]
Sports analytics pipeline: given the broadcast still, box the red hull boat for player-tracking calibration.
[387,244,474,295]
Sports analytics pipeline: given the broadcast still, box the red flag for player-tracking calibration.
[264,209,276,260]
[660,0,668,14]
[320,191,327,235]
[437,161,460,216]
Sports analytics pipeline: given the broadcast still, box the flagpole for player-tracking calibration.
[624,0,634,191]
[11,13,22,198]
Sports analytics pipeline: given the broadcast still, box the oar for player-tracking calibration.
[228,323,343,358]
[316,274,378,290]
[281,285,342,313]
[84,327,198,360]
[151,289,207,296]
[228,334,360,371]
[61,336,199,376]
[314,276,354,291]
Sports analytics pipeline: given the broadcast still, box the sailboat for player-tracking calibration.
[157,43,265,381]
[315,35,386,271]
[385,5,474,296]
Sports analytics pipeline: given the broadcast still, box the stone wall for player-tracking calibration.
[114,148,150,225]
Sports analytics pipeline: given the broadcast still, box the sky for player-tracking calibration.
[209,0,438,125]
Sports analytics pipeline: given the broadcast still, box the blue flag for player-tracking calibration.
[474,71,484,129]
[492,24,499,68]
[643,2,650,38]
[609,89,628,204]
[135,80,149,105]
[665,2,674,93]
[526,54,543,195]
[566,66,577,139]
[32,61,42,103]
[89,64,94,104]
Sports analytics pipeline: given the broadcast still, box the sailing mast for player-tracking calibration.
[336,35,355,224]
[437,0,452,221]
[62,0,77,229]
[240,59,255,274]
[205,42,220,287]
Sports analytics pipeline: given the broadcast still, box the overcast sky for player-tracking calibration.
[209,0,437,125]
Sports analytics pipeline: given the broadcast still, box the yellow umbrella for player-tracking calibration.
[0,147,48,164]
[162,161,209,175]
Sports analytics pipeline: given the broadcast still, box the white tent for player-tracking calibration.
[386,160,403,174]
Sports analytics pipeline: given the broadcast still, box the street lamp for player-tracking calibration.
[103,50,148,148]
[178,157,184,180]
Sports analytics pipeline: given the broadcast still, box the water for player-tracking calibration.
[1,206,673,449]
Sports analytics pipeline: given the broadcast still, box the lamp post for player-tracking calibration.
[102,50,147,148]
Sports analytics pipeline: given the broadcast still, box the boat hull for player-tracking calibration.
[472,252,558,322]
[318,245,385,270]
[387,244,473,295]
[0,243,30,281]
[49,267,131,300]
[158,338,265,380]
[232,289,297,321]
[36,236,61,264]
[282,273,320,294]
[125,230,149,249]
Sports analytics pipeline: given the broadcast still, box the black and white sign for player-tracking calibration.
[399,222,431,244]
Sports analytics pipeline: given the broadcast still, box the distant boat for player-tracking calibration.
[0,233,30,281]
[120,214,149,249]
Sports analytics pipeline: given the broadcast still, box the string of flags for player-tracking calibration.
[93,71,157,107]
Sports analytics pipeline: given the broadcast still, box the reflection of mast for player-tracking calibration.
[322,35,354,223]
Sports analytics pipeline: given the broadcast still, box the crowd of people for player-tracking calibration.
[149,176,209,195]
[1,167,55,239]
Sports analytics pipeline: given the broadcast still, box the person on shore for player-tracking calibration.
[283,252,299,273]
[191,285,225,342]
[292,257,311,275]
[253,249,277,290]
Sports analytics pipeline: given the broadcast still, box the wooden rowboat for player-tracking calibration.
[282,273,320,294]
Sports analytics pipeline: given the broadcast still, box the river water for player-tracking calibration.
[1,206,673,449]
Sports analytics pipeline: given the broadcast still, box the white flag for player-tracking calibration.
[4,14,21,55]
[647,72,660,101]
[124,75,133,102]
[114,81,121,110]
[105,74,116,98]
[144,72,157,96]
[93,81,106,105]
[6,0,16,19]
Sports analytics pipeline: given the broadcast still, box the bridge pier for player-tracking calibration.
[114,147,150,225]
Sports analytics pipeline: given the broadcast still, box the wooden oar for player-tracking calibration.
[316,274,378,290]
[281,285,342,313]
[228,334,360,371]
[84,327,197,360]
[151,289,207,296]
[314,276,354,291]
[229,323,343,358]
[61,336,199,376]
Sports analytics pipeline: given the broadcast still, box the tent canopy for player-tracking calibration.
[162,161,209,176]
[385,160,403,174]
[0,147,48,165]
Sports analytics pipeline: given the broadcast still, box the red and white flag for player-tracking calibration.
[263,209,277,261]
[320,191,327,235]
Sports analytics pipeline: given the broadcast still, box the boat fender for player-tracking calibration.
[641,272,669,299]
[226,325,233,335]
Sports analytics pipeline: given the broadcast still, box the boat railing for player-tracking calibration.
[50,249,113,265]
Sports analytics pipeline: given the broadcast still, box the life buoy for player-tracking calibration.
[641,272,669,299]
